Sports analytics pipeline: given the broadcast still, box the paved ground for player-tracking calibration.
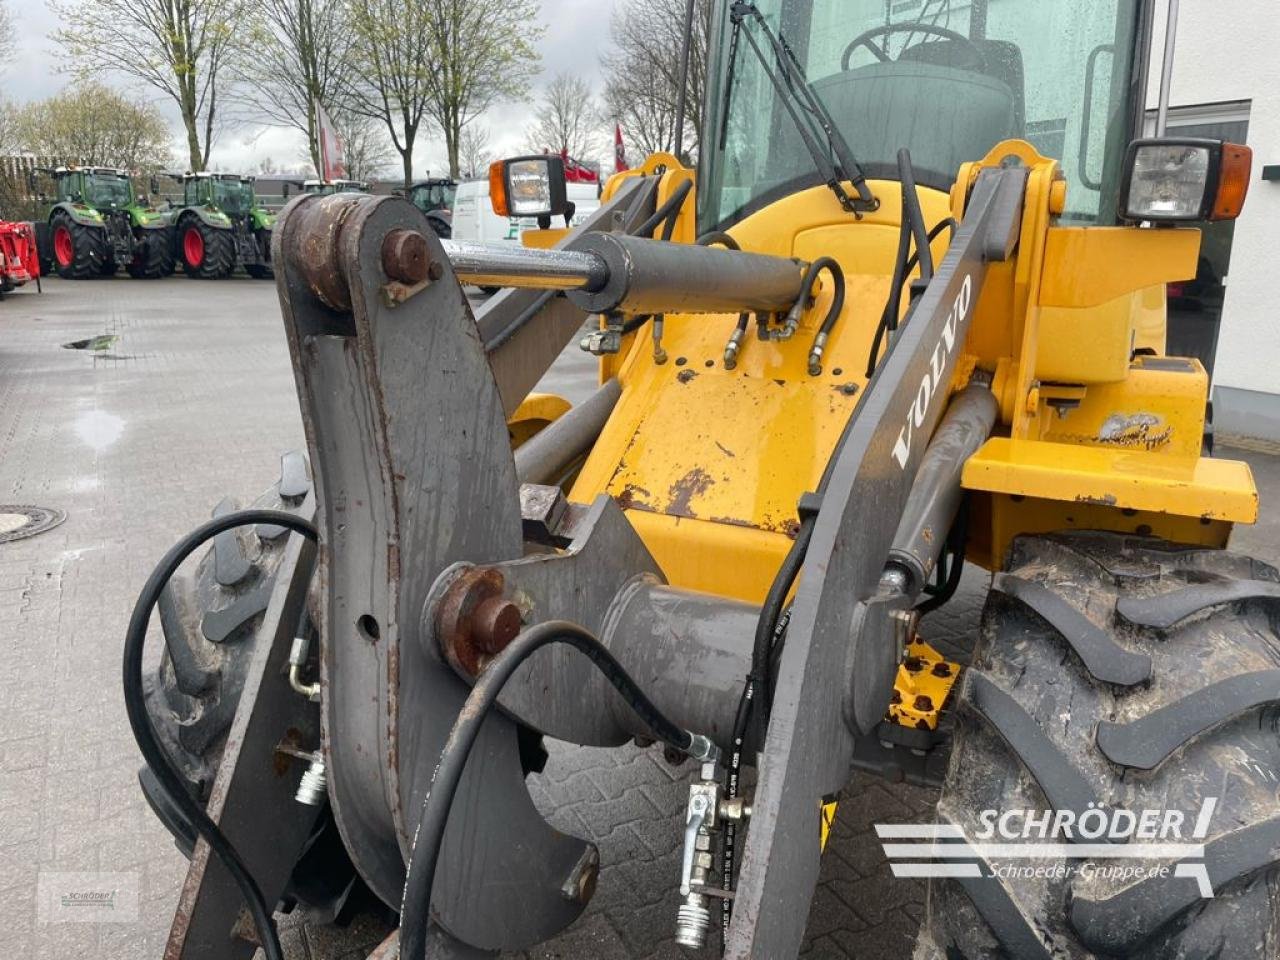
[1,275,1277,960]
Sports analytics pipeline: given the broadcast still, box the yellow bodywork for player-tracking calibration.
[514,140,1258,600]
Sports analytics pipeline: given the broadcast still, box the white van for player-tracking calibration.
[450,178,601,246]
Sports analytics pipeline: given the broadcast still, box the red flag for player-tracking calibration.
[560,148,599,184]
[614,123,628,173]
[316,101,347,180]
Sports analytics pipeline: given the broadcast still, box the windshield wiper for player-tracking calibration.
[726,1,878,216]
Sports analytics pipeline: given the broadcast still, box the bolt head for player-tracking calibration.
[381,229,430,284]
[472,596,523,654]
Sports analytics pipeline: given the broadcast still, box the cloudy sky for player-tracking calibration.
[9,0,620,176]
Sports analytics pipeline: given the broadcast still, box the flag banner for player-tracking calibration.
[316,102,347,181]
[614,123,628,173]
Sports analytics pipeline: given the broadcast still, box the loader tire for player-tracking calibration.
[178,217,235,279]
[50,211,108,279]
[142,449,316,800]
[139,451,382,922]
[915,532,1280,960]
[127,229,175,278]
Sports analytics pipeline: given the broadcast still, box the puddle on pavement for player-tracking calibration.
[73,410,125,451]
[62,334,119,351]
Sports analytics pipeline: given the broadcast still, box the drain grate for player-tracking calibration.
[0,506,67,543]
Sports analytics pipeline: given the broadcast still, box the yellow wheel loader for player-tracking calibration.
[127,1,1276,958]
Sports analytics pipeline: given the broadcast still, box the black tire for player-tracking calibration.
[127,228,175,279]
[49,210,108,279]
[178,216,235,279]
[917,532,1280,960]
[244,228,274,279]
[425,214,451,240]
[138,452,367,917]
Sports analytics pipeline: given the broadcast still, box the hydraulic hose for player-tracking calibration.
[721,511,816,934]
[800,258,846,376]
[124,509,318,960]
[636,178,693,239]
[399,620,712,960]
[696,230,741,250]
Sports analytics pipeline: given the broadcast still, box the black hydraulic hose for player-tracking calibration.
[902,218,957,278]
[865,216,957,377]
[802,258,846,375]
[897,148,933,282]
[124,509,318,960]
[400,620,704,960]
[696,230,741,250]
[751,515,816,743]
[636,178,693,239]
[720,512,815,934]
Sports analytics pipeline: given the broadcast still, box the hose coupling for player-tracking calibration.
[807,331,829,376]
[685,732,720,764]
[723,325,746,370]
[295,753,327,806]
[288,635,321,702]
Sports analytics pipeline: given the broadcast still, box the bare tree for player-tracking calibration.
[51,0,248,171]
[421,0,543,179]
[332,108,397,181]
[602,0,710,161]
[524,73,596,160]
[14,82,172,170]
[458,124,491,179]
[242,0,354,174]
[347,0,437,188]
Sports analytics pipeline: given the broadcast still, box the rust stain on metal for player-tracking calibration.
[287,194,364,311]
[1075,493,1118,506]
[781,518,801,540]
[436,567,511,676]
[1078,412,1174,451]
[676,369,698,384]
[666,467,715,517]
[381,229,429,284]
[615,483,655,511]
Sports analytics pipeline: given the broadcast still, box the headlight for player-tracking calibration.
[489,155,568,220]
[1119,138,1252,223]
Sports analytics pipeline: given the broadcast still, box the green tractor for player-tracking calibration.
[405,177,456,238]
[39,166,174,279]
[168,173,275,279]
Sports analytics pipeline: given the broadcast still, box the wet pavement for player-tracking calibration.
[1,275,1277,960]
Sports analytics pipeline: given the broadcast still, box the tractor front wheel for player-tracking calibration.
[128,229,176,279]
[50,210,108,279]
[245,228,273,279]
[917,532,1280,960]
[179,219,234,279]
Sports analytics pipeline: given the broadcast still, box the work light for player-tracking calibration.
[489,155,568,220]
[1118,138,1252,223]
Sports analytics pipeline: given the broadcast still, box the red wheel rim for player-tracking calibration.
[53,225,73,267]
[183,227,204,267]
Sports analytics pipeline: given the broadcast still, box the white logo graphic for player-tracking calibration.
[890,273,972,470]
[877,797,1217,897]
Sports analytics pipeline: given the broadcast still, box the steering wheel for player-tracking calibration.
[841,22,983,72]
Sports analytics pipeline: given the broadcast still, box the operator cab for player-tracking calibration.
[702,0,1150,231]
